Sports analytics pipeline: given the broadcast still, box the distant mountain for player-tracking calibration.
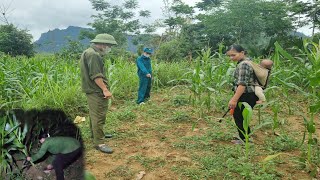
[34,26,92,53]
[291,31,309,38]
[34,26,138,53]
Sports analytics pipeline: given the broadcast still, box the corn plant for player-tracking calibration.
[302,40,320,114]
[302,115,316,164]
[274,40,320,106]
[0,111,28,177]
[271,102,280,133]
[237,102,253,160]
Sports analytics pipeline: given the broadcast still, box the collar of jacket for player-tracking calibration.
[91,44,106,57]
[142,55,150,59]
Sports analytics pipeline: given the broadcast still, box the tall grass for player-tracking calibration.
[0,54,189,115]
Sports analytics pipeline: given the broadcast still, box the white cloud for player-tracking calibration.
[297,25,319,37]
[1,0,203,41]
[0,0,316,41]
[2,0,95,40]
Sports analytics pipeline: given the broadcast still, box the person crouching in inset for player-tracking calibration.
[27,133,82,180]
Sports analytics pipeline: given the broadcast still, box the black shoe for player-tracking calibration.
[105,134,113,138]
[95,144,113,154]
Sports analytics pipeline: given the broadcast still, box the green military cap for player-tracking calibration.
[90,33,118,45]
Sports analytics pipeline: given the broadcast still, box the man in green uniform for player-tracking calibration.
[80,33,117,153]
[27,134,82,180]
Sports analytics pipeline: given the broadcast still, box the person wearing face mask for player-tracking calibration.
[136,47,153,105]
[80,33,117,153]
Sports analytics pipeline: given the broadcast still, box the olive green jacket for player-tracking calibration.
[80,45,108,94]
[31,137,81,162]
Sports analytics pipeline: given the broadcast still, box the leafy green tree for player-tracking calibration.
[88,0,152,47]
[0,24,34,57]
[197,0,294,56]
[56,38,86,60]
[286,0,320,36]
[176,23,208,59]
[195,0,222,11]
[158,0,200,60]
[163,0,195,37]
[156,39,184,62]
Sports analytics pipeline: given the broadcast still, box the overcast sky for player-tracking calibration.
[0,0,315,41]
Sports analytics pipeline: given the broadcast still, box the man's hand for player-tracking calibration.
[26,157,31,161]
[146,74,151,78]
[46,164,53,170]
[228,98,238,110]
[103,89,112,99]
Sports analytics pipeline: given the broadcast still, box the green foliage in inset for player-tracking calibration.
[0,111,28,177]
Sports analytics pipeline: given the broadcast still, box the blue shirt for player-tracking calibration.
[136,55,152,77]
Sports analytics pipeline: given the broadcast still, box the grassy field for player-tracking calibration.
[1,41,320,179]
[81,87,317,180]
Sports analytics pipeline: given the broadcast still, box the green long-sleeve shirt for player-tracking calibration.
[31,136,81,162]
[80,45,108,94]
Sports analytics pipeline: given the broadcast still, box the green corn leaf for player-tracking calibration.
[308,123,316,134]
[238,102,253,133]
[274,42,296,62]
[308,138,314,145]
[262,153,288,163]
[310,102,320,113]
[304,116,316,133]
[299,129,306,148]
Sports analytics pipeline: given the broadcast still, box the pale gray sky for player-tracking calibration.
[0,0,316,41]
[0,0,201,41]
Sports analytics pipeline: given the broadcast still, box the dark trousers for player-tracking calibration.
[137,76,151,104]
[233,93,258,140]
[52,147,82,180]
